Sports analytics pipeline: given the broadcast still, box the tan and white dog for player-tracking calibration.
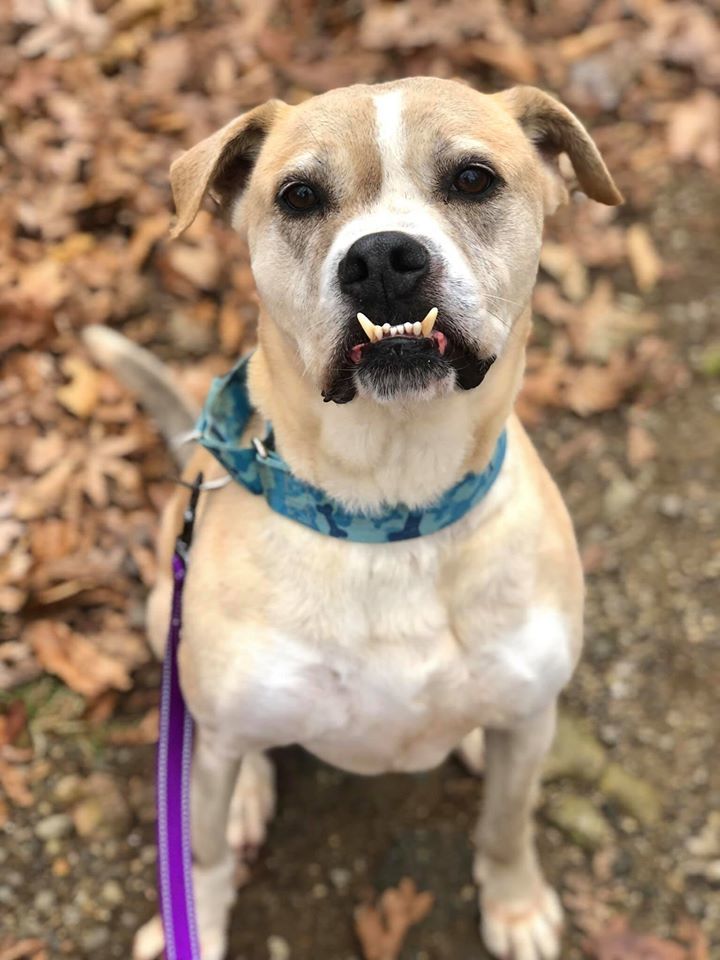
[87,77,621,960]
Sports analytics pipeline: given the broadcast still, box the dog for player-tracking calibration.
[86,77,621,960]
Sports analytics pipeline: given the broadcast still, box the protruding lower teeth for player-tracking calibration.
[420,307,438,337]
[357,312,377,341]
[356,308,439,343]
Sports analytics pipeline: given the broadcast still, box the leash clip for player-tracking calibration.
[176,472,203,563]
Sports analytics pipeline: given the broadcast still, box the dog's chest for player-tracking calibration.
[184,514,572,775]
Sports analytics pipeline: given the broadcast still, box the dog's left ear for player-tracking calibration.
[169,99,286,237]
[496,86,623,212]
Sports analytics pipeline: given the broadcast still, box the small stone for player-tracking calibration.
[80,927,110,951]
[34,889,56,913]
[312,883,328,899]
[72,798,104,838]
[53,774,83,805]
[543,713,607,784]
[52,858,71,877]
[329,868,351,893]
[545,795,613,851]
[101,880,124,906]
[72,774,131,839]
[35,813,73,841]
[604,474,637,517]
[599,764,661,825]
[687,812,720,858]
[267,935,291,960]
[659,494,683,518]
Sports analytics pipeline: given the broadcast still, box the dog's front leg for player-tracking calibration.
[474,704,562,960]
[133,728,243,960]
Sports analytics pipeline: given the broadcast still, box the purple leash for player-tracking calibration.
[156,475,203,960]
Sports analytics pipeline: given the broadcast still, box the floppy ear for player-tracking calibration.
[496,86,623,209]
[169,99,286,238]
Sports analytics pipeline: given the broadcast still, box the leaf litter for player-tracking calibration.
[0,0,716,952]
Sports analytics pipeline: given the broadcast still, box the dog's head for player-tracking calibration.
[171,78,620,405]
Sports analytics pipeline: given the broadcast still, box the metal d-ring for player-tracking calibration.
[252,437,269,460]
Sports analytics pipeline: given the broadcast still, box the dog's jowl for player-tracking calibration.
[87,77,621,960]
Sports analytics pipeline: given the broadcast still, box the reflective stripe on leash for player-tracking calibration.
[156,476,203,960]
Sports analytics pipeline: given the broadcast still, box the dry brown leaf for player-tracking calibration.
[587,915,687,960]
[667,92,720,171]
[0,940,47,960]
[565,354,638,417]
[557,21,628,62]
[0,701,28,748]
[24,620,132,698]
[355,878,434,960]
[569,279,657,363]
[539,242,589,302]
[675,919,710,960]
[57,356,102,418]
[627,423,658,467]
[0,642,41,693]
[15,452,82,521]
[517,351,571,423]
[107,706,159,745]
[626,224,663,293]
[0,758,34,808]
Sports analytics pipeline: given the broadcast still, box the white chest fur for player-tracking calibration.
[179,448,574,775]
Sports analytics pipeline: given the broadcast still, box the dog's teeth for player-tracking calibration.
[420,307,438,337]
[382,323,391,336]
[412,321,422,336]
[403,322,412,334]
[373,324,383,340]
[357,313,377,341]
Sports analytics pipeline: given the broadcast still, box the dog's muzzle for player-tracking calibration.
[321,230,496,404]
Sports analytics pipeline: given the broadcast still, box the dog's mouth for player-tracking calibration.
[322,307,496,404]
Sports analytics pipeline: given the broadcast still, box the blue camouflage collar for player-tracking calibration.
[195,354,507,544]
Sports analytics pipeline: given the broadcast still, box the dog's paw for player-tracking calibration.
[456,727,485,776]
[226,751,275,860]
[133,914,164,960]
[480,884,563,960]
[132,914,228,960]
[133,856,235,960]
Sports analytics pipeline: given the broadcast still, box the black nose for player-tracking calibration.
[338,231,430,303]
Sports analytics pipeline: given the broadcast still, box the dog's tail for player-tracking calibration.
[83,325,199,467]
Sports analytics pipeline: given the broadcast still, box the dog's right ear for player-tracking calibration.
[169,100,286,238]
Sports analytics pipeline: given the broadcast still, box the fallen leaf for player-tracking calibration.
[626,224,663,293]
[0,701,28,748]
[627,423,658,467]
[0,758,34,808]
[0,940,46,960]
[667,92,720,170]
[24,620,132,698]
[540,242,589,302]
[587,915,687,960]
[675,919,710,960]
[565,354,639,417]
[107,706,159,744]
[355,878,434,960]
[14,454,81,521]
[57,356,102,418]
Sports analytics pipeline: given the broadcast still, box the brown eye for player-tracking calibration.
[279,181,319,213]
[452,165,495,197]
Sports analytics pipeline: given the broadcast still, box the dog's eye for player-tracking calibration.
[452,165,496,197]
[279,181,320,213]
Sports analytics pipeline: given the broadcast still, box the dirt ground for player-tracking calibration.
[2,171,718,958]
